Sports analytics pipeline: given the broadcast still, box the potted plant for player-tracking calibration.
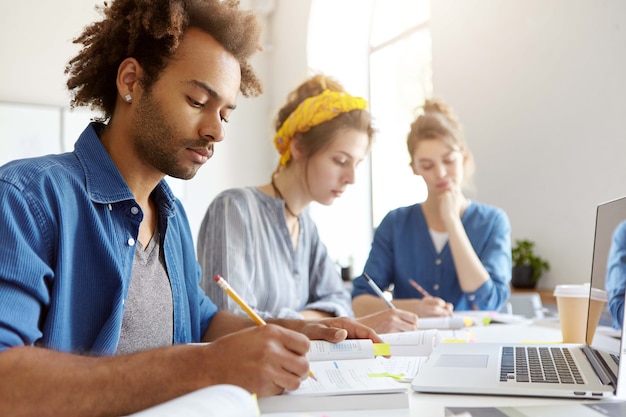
[511,239,550,289]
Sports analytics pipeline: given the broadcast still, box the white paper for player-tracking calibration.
[126,385,259,417]
[286,358,406,397]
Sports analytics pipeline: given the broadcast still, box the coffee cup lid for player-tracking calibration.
[553,283,590,298]
[590,287,608,302]
[553,283,608,301]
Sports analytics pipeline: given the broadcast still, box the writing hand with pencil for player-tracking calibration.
[408,278,454,317]
[206,276,314,396]
[211,275,384,396]
[355,273,420,333]
[203,316,314,396]
[214,275,317,382]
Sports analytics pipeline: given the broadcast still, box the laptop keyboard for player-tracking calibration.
[500,346,584,384]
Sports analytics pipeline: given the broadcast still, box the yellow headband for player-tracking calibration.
[273,89,368,166]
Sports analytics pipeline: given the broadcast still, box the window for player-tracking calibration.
[369,0,432,226]
[307,0,432,274]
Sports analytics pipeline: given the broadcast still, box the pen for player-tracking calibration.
[409,278,456,314]
[408,278,431,298]
[362,273,395,309]
[213,275,316,381]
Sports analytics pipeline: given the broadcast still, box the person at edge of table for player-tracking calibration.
[197,73,419,334]
[606,219,626,329]
[351,98,512,318]
[0,1,381,416]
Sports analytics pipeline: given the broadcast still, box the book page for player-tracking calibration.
[307,339,375,361]
[308,330,442,360]
[377,356,428,382]
[379,329,441,356]
[286,358,406,397]
[126,385,259,417]
[454,310,528,325]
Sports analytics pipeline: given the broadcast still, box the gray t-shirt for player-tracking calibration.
[117,227,173,355]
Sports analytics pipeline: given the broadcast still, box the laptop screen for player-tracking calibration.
[588,196,626,397]
[589,197,626,334]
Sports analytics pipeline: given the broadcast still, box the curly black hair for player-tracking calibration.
[65,0,263,119]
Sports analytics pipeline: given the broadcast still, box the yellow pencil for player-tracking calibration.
[213,275,316,381]
[214,274,267,326]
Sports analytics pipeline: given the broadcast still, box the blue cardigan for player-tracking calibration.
[352,202,512,311]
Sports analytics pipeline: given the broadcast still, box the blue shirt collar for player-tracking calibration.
[75,122,176,214]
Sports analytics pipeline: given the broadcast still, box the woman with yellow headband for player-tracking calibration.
[197,75,418,333]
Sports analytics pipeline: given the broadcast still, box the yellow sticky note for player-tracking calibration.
[373,343,391,356]
[368,372,405,380]
[443,338,469,343]
[251,393,260,416]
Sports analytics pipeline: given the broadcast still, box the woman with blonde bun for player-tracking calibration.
[198,74,419,333]
[352,98,512,317]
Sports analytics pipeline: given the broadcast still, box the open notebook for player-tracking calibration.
[411,196,626,399]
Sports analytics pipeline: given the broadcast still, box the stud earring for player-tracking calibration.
[124,94,132,102]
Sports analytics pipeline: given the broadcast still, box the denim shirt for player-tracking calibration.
[352,202,512,311]
[0,122,217,355]
[606,220,626,329]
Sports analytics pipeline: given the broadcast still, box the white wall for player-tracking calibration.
[431,0,626,289]
[0,0,99,106]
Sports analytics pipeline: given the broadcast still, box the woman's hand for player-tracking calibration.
[272,316,383,343]
[356,309,419,334]
[438,185,466,228]
[393,297,454,318]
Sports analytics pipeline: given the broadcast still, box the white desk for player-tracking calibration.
[262,318,622,417]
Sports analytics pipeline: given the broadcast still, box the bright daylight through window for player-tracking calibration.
[307,0,433,274]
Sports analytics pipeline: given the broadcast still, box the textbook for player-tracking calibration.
[379,328,442,356]
[258,331,440,413]
[127,385,259,417]
[446,401,626,417]
[257,357,409,413]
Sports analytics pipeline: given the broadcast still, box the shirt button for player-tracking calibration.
[435,259,442,265]
[127,238,135,246]
[433,284,440,291]
[131,206,139,215]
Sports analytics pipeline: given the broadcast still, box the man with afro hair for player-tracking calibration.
[0,1,379,415]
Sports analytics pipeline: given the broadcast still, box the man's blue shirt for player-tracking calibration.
[0,123,217,355]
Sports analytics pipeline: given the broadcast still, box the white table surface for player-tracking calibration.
[261,317,623,417]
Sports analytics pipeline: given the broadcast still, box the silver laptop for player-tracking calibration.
[411,197,626,399]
